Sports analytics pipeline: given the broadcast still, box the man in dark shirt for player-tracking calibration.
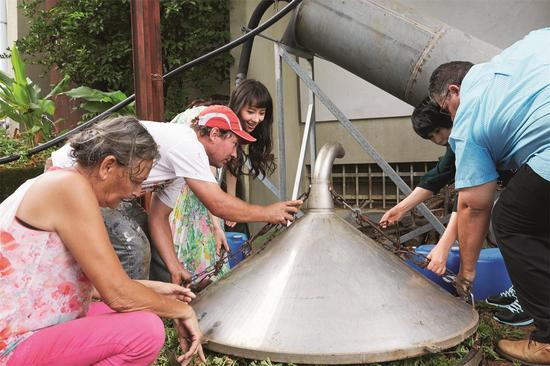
[380,99,455,274]
[380,99,455,223]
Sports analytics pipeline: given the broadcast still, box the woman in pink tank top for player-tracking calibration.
[0,116,205,366]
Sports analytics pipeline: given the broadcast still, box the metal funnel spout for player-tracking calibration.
[308,142,345,210]
[192,141,478,364]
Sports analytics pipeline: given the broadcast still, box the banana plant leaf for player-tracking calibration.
[45,74,70,100]
[0,44,67,147]
[64,86,135,115]
[10,46,28,88]
[0,70,14,87]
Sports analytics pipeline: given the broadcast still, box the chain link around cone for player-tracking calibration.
[186,189,311,291]
[329,188,474,305]
[187,186,473,304]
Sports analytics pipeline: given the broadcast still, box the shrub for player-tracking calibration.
[17,0,233,120]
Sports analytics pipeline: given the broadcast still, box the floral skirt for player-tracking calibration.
[170,185,229,284]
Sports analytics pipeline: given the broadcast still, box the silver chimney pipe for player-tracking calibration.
[308,142,344,210]
[282,0,501,106]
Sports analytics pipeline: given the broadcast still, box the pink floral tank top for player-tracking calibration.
[0,218,92,364]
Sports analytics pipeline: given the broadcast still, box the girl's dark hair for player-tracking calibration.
[411,97,453,139]
[227,79,275,178]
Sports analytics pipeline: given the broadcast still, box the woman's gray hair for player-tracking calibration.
[69,116,159,177]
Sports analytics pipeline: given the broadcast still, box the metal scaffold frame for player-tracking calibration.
[272,43,446,236]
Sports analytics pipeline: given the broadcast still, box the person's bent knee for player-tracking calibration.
[140,311,165,349]
[130,311,165,363]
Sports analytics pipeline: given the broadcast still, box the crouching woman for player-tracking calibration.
[0,117,204,366]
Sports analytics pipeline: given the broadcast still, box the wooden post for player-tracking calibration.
[130,0,164,122]
[130,0,164,211]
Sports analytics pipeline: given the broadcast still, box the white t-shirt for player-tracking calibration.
[51,120,216,208]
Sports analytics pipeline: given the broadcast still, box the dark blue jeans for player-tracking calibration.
[492,164,550,343]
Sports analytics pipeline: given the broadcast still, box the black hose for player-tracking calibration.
[235,0,288,86]
[0,0,302,165]
[163,0,297,81]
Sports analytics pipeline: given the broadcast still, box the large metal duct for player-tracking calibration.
[193,143,478,364]
[281,0,501,106]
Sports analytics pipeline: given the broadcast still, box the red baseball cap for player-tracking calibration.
[197,105,256,144]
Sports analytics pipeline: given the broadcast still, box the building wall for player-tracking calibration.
[229,0,550,209]
[6,1,49,92]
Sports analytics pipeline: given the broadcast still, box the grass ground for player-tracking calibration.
[155,301,529,366]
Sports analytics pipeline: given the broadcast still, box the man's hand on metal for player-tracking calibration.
[455,269,475,304]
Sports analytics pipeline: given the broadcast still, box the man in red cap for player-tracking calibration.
[191,105,256,168]
[148,104,301,284]
[50,105,302,282]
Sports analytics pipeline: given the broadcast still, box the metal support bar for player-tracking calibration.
[306,57,317,167]
[274,43,287,200]
[292,104,314,200]
[247,160,280,199]
[399,214,451,243]
[279,46,445,234]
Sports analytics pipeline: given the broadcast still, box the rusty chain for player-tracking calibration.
[189,221,275,285]
[330,188,474,305]
[185,185,473,304]
[187,188,311,289]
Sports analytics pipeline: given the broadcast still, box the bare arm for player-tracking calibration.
[456,181,497,288]
[207,165,233,243]
[92,280,196,303]
[148,193,191,284]
[186,178,301,224]
[223,171,238,228]
[17,171,195,319]
[380,187,434,227]
[226,170,238,197]
[208,211,229,255]
[427,211,458,275]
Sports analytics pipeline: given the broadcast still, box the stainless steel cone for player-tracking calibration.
[193,143,478,364]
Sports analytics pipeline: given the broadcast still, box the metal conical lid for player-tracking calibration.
[193,143,478,364]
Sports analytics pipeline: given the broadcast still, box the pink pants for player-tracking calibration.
[7,302,165,366]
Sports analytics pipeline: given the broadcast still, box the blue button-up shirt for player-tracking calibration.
[450,28,550,189]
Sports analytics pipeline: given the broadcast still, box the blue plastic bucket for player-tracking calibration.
[448,246,461,273]
[472,248,512,301]
[406,245,512,300]
[406,244,458,294]
[225,232,248,268]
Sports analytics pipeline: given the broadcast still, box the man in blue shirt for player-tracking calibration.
[429,28,550,365]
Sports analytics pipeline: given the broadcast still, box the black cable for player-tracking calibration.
[162,0,300,81]
[0,0,302,165]
[236,0,288,86]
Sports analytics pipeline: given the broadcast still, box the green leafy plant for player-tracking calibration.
[0,128,55,169]
[0,44,68,147]
[0,128,24,157]
[63,86,135,120]
[17,0,233,120]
